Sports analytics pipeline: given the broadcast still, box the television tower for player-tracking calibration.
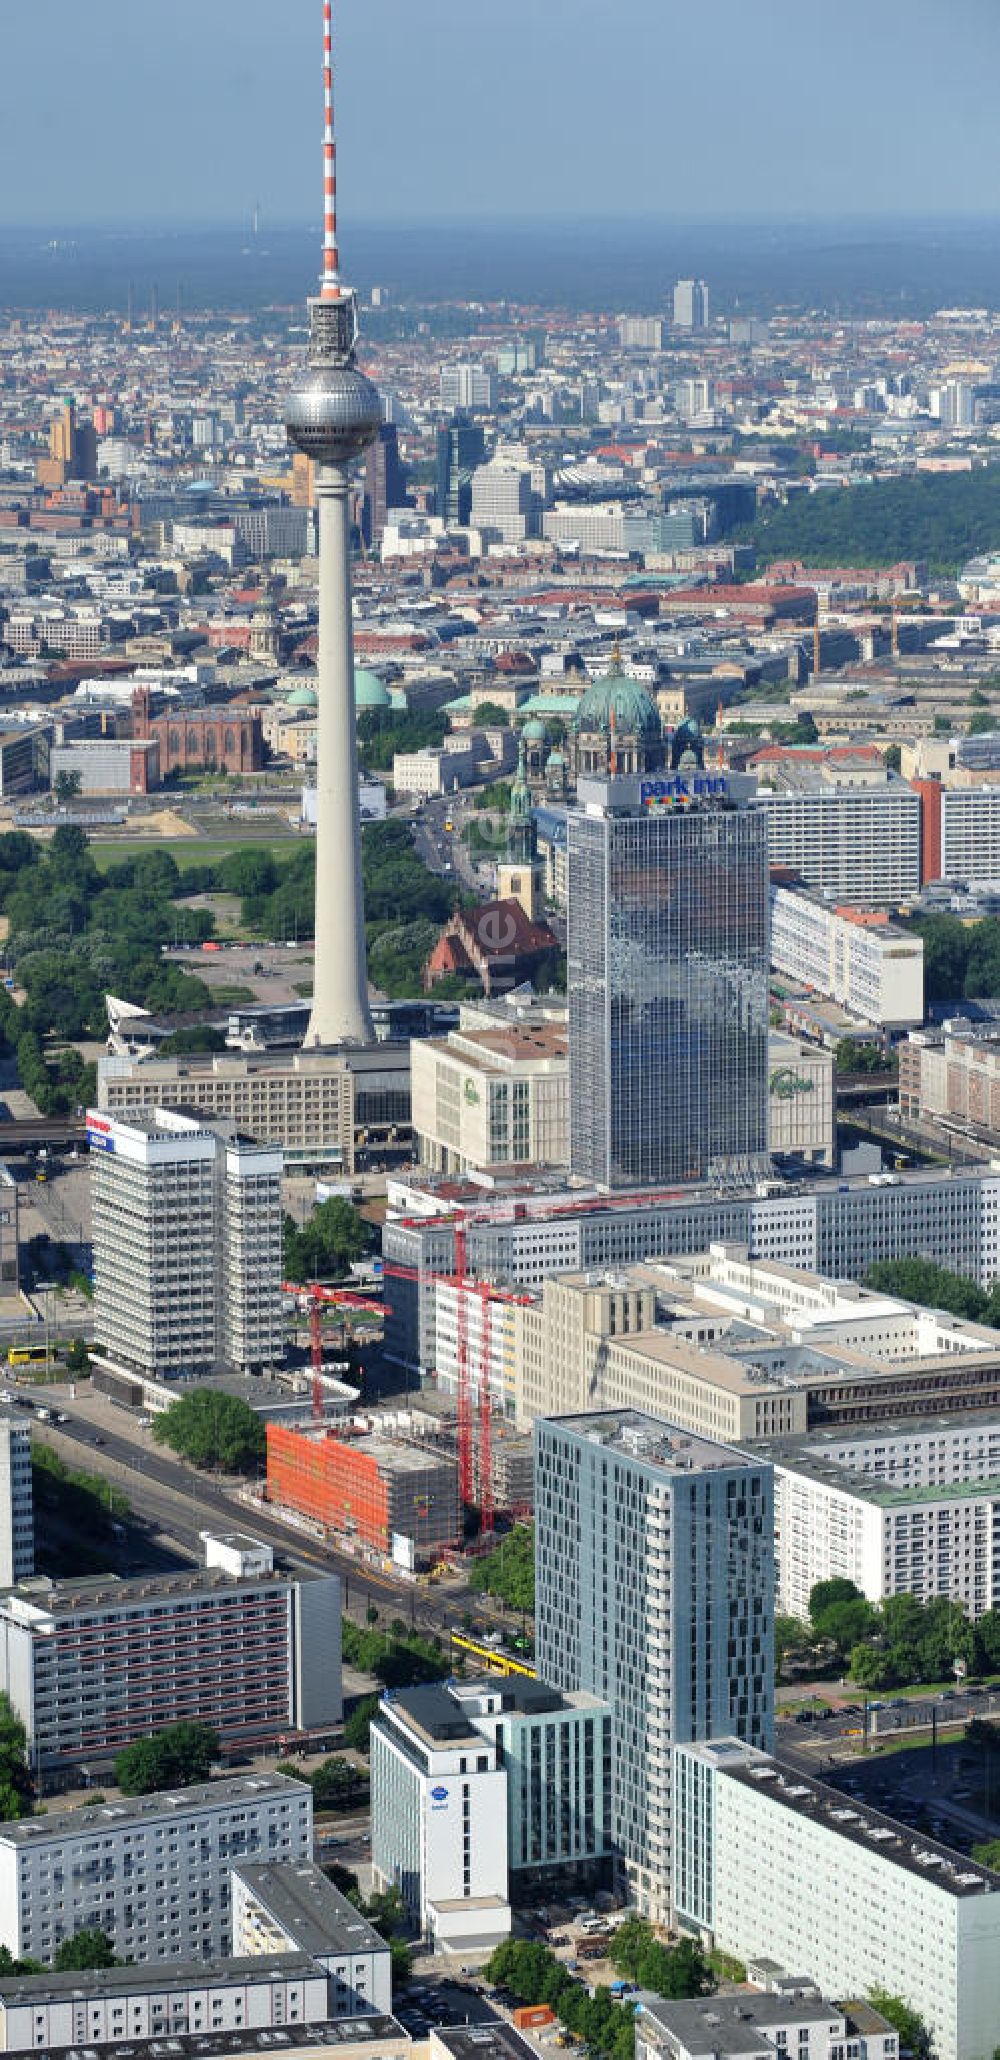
[286,0,380,1047]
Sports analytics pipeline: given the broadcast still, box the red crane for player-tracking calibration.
[283,1281,386,1422]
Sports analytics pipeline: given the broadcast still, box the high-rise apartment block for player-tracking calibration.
[673,1739,1000,2060]
[535,1410,774,1920]
[0,1568,341,1773]
[672,279,709,330]
[439,363,497,413]
[88,1106,284,1377]
[0,1416,33,1588]
[469,461,535,545]
[568,773,769,1187]
[0,1776,313,1966]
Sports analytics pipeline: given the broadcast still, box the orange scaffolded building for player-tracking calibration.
[266,1423,459,1558]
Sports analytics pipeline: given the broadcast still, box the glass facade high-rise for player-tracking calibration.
[568,775,770,1188]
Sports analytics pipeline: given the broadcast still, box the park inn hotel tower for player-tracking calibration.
[566,682,770,1188]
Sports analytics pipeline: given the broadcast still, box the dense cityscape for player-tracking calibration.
[6,8,1000,2060]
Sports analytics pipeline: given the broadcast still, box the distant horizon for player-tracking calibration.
[6,208,1000,232]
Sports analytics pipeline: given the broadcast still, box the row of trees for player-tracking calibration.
[864,1257,1000,1328]
[468,1524,535,1612]
[0,1928,117,1976]
[356,708,447,771]
[779,1578,1000,1690]
[484,1933,711,2060]
[341,1616,449,1690]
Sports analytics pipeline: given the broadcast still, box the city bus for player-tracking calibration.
[9,1346,52,1368]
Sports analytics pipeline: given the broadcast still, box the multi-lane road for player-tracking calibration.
[30,1395,502,1648]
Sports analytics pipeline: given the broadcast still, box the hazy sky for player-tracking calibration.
[2,0,1000,228]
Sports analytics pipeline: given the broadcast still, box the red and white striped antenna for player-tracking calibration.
[320,0,341,299]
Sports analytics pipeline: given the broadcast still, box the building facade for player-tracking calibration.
[97,1046,413,1177]
[231,1862,392,2014]
[0,1568,341,1772]
[0,1775,313,1965]
[370,1676,612,1947]
[535,1410,774,1920]
[266,1427,459,1560]
[672,1739,1000,2060]
[411,1020,569,1174]
[757,782,922,905]
[568,775,770,1187]
[0,1418,33,1590]
[0,1957,330,2050]
[88,1107,284,1378]
[769,885,924,1030]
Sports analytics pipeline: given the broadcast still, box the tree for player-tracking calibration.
[865,1259,988,1323]
[775,1613,811,1677]
[54,771,82,804]
[0,1694,32,1820]
[0,1946,44,1975]
[468,1524,535,1612]
[343,1694,381,1755]
[283,1197,370,1283]
[310,1755,367,1810]
[65,1337,90,1374]
[867,1990,934,2059]
[54,1929,118,1971]
[152,1389,265,1473]
[115,1721,220,1796]
[472,702,511,727]
[968,713,999,737]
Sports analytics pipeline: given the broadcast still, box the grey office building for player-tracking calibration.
[535,1409,774,1921]
[568,775,770,1187]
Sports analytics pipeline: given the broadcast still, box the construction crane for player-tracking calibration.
[282,1280,386,1421]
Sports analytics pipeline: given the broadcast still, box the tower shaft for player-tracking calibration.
[304,465,374,1048]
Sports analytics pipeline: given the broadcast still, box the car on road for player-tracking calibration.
[92,1435,106,1446]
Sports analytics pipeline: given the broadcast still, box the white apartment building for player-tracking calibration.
[0,1418,33,1589]
[636,1992,898,2060]
[0,1957,330,2051]
[769,885,925,1029]
[940,787,1000,879]
[370,1676,612,1950]
[618,317,665,350]
[673,1740,1000,2060]
[0,1775,313,1965]
[88,1106,284,1377]
[536,1412,774,1923]
[0,1568,342,1772]
[757,782,922,905]
[772,1455,1000,1620]
[391,745,479,797]
[232,1861,392,2014]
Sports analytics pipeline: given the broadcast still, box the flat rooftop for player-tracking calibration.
[0,1956,320,2005]
[0,2021,411,2060]
[0,1774,308,1846]
[232,1861,388,1961]
[432,2027,538,2060]
[546,1409,755,1475]
[0,1567,298,1619]
[721,1745,1000,1898]
[641,1993,845,2051]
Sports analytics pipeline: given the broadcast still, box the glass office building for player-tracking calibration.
[568,776,770,1187]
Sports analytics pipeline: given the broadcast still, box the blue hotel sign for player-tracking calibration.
[640,774,729,806]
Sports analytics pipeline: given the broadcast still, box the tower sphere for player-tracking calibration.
[286,359,382,468]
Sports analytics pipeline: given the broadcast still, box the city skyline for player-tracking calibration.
[2,0,1000,229]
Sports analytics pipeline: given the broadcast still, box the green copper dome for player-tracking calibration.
[574,671,661,739]
[354,667,392,710]
[522,717,547,743]
[286,682,318,709]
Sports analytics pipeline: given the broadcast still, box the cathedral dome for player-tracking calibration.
[574,672,661,741]
[354,667,392,710]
